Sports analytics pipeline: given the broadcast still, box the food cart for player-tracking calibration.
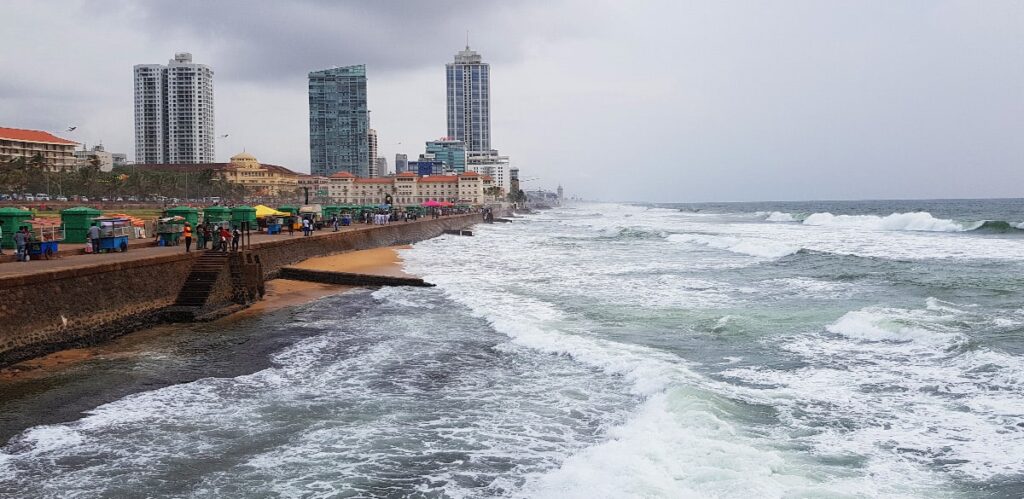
[92,217,132,253]
[26,221,64,259]
[156,216,185,246]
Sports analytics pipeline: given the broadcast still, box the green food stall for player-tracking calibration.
[231,205,257,229]
[0,207,32,249]
[203,206,232,225]
[60,206,102,243]
[164,206,199,227]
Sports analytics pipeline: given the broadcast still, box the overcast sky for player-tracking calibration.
[2,0,1021,202]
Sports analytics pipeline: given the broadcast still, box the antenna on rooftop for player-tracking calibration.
[466,30,470,49]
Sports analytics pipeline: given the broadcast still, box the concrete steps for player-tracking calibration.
[171,251,230,310]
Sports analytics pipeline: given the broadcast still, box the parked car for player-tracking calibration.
[24,194,35,201]
[57,196,68,202]
[101,197,109,202]
[80,197,89,202]
[36,194,50,201]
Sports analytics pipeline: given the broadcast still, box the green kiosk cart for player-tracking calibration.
[164,206,199,228]
[203,206,232,229]
[322,205,342,221]
[60,206,102,243]
[156,217,185,246]
[231,205,257,230]
[0,207,32,249]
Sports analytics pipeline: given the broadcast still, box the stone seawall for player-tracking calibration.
[0,214,480,367]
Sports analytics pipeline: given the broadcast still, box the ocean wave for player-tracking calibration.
[764,211,798,222]
[666,233,801,259]
[802,212,972,232]
[722,300,1024,482]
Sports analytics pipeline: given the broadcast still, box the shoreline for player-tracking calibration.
[0,245,416,442]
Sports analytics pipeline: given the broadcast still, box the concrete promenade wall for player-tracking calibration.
[0,214,480,367]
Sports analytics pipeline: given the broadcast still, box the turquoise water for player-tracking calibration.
[1,200,1022,497]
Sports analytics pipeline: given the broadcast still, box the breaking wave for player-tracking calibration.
[803,212,969,232]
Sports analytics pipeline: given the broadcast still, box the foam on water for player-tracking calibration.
[764,211,798,222]
[802,212,971,232]
[722,300,1024,482]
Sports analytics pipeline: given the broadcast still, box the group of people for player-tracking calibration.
[1,221,35,262]
[182,222,240,253]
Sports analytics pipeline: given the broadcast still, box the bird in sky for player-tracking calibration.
[219,134,229,138]
[66,126,77,132]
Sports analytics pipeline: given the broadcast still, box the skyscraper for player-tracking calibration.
[309,65,369,177]
[134,52,215,164]
[367,128,378,177]
[446,45,490,153]
[395,153,408,174]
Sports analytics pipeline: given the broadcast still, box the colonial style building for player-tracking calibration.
[325,171,495,205]
[0,127,78,171]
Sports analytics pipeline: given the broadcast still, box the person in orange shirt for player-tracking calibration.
[183,223,193,253]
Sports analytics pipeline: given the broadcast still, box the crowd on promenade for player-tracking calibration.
[1,205,491,263]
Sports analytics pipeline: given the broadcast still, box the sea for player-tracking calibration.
[1,199,1023,498]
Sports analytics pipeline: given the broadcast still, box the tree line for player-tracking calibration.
[1,154,251,201]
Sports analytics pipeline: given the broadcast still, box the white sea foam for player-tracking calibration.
[723,300,1024,482]
[802,212,970,232]
[666,233,801,259]
[764,211,797,222]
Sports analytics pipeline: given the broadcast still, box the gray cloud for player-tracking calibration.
[1,0,1022,202]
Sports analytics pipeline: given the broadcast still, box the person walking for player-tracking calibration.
[231,226,241,252]
[183,223,193,253]
[331,215,339,232]
[14,227,30,262]
[0,220,5,256]
[88,222,101,255]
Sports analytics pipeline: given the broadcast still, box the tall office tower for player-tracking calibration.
[395,153,408,174]
[367,128,378,177]
[309,65,369,177]
[133,52,215,164]
[446,45,490,153]
[375,157,388,176]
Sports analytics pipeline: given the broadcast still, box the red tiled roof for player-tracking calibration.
[330,171,356,178]
[459,171,479,176]
[354,178,393,184]
[419,175,458,183]
[396,171,417,177]
[0,127,77,145]
[482,175,494,181]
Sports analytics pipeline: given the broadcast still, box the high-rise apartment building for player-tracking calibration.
[134,52,214,164]
[367,128,378,177]
[309,65,369,177]
[395,153,408,174]
[446,46,490,153]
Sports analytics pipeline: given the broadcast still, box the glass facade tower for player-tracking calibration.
[446,46,490,153]
[309,65,369,177]
[425,139,467,173]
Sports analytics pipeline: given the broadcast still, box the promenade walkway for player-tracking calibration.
[0,221,418,279]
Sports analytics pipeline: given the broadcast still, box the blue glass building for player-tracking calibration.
[425,139,467,173]
[446,46,490,153]
[309,65,369,177]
